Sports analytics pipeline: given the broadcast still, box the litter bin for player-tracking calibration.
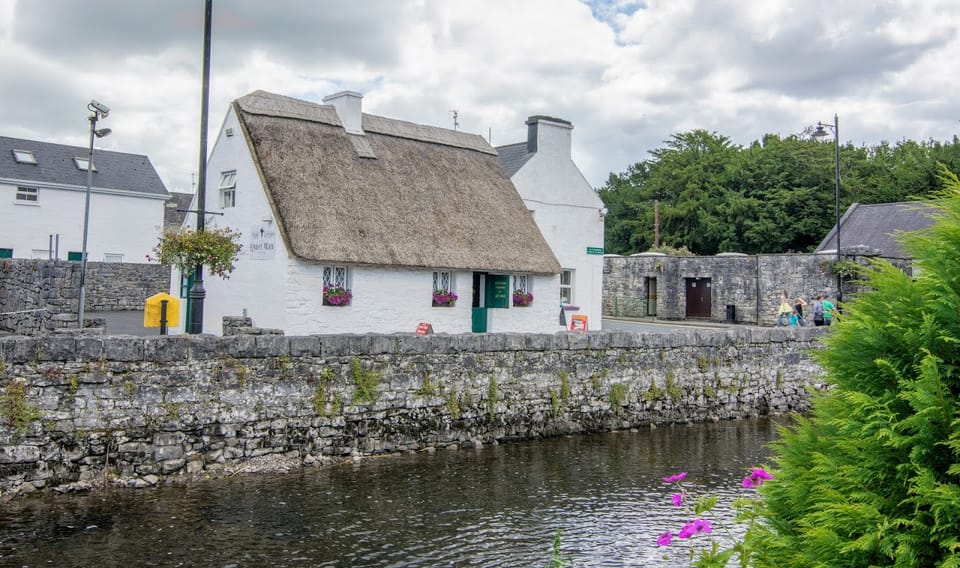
[725,304,736,322]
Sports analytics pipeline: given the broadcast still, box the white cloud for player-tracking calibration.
[0,0,957,194]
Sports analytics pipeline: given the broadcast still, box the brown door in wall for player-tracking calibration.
[645,277,657,317]
[685,278,712,319]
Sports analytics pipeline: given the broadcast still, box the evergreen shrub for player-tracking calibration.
[745,165,960,567]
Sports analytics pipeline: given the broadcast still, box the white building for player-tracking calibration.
[496,116,606,330]
[172,90,561,335]
[0,136,169,262]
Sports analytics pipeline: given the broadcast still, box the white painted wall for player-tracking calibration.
[168,106,289,334]
[173,106,565,335]
[509,118,606,331]
[0,181,165,261]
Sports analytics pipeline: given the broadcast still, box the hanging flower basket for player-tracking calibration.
[512,289,533,307]
[323,285,352,306]
[432,289,458,307]
[148,227,242,279]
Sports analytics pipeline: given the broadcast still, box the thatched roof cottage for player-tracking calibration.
[175,90,561,334]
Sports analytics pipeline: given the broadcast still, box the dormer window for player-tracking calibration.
[13,149,37,164]
[74,157,96,171]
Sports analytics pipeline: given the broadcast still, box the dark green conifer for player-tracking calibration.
[745,165,960,567]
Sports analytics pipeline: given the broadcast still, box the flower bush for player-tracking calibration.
[148,227,242,278]
[512,289,533,307]
[323,285,352,306]
[656,468,772,567]
[432,289,458,307]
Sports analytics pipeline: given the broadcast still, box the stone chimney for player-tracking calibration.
[525,115,573,157]
[323,91,364,135]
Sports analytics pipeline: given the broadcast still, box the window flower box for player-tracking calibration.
[432,289,458,307]
[512,289,533,307]
[323,285,352,306]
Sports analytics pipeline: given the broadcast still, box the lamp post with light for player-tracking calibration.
[78,100,111,329]
[812,114,842,304]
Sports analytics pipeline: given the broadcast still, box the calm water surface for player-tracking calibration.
[0,418,785,567]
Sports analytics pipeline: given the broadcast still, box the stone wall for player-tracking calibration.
[603,251,911,324]
[0,260,169,334]
[83,262,170,312]
[0,328,827,498]
[0,260,80,334]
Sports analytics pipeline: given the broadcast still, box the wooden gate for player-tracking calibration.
[685,277,712,319]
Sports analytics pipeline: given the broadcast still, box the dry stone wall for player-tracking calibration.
[0,260,169,334]
[0,328,827,499]
[603,252,911,324]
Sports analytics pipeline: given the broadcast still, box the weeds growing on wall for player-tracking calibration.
[351,358,381,405]
[1,380,42,432]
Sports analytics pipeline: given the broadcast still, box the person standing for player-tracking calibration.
[821,296,837,326]
[794,296,808,326]
[812,296,825,326]
[776,291,793,327]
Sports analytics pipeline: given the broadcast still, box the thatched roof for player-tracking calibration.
[234,90,560,274]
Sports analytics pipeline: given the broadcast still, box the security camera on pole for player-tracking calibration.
[78,99,111,329]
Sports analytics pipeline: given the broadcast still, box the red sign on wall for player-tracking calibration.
[416,322,434,335]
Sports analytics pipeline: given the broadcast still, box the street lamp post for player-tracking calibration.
[186,0,213,334]
[812,114,842,304]
[78,100,111,329]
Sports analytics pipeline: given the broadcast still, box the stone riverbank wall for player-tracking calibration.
[0,327,827,499]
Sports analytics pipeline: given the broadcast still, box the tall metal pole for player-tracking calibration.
[188,0,213,334]
[78,113,97,329]
[833,114,842,304]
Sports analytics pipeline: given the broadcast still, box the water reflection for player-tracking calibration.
[0,417,786,567]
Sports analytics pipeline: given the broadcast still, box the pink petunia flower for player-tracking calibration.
[662,472,688,483]
[671,492,684,507]
[657,531,673,546]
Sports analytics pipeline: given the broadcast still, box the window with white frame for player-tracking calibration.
[15,186,38,203]
[219,170,237,208]
[560,269,574,305]
[513,273,533,307]
[13,149,37,164]
[104,253,124,263]
[322,265,351,305]
[74,157,96,171]
[432,270,457,306]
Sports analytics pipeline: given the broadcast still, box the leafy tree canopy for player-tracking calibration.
[599,132,960,256]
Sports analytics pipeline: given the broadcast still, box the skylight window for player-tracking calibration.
[74,157,96,171]
[13,149,37,164]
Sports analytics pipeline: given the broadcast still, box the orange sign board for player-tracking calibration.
[569,314,588,332]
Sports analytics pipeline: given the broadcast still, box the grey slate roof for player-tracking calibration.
[0,136,168,197]
[164,191,195,228]
[815,201,940,259]
[495,142,534,177]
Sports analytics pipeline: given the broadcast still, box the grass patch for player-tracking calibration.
[351,358,381,404]
[2,381,42,432]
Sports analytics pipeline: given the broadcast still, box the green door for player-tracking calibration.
[471,307,487,333]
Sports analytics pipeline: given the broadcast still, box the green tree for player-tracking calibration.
[745,165,960,567]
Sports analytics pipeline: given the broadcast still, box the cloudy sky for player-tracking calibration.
[1,0,958,193]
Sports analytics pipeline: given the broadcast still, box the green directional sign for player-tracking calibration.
[586,247,604,255]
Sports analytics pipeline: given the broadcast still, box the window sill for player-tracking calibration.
[13,201,40,206]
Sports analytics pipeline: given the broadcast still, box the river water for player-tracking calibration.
[0,417,785,567]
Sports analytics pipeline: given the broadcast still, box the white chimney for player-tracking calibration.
[526,115,573,157]
[323,91,364,135]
